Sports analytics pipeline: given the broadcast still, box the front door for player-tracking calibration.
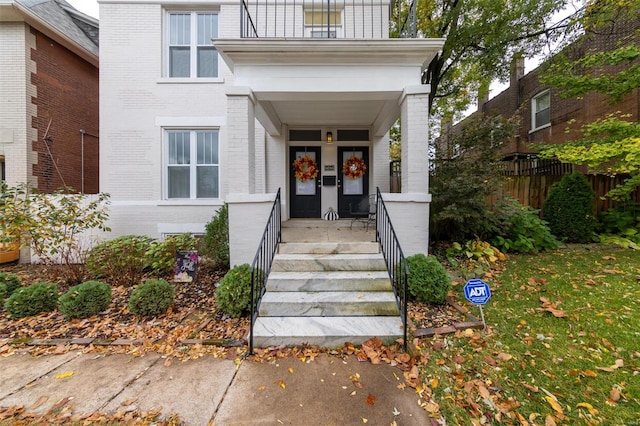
[289,146,322,218]
[337,147,369,218]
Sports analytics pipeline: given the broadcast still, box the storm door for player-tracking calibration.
[289,146,322,218]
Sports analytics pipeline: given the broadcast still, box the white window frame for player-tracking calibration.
[166,11,219,79]
[531,90,551,131]
[164,129,220,200]
[304,10,343,38]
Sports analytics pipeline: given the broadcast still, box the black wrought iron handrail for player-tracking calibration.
[249,188,281,353]
[375,187,409,351]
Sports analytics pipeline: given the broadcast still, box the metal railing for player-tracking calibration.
[239,0,417,39]
[249,188,282,353]
[374,187,409,351]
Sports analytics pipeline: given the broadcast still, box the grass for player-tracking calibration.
[415,245,640,424]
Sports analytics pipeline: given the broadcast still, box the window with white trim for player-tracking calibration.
[168,12,218,78]
[531,90,550,130]
[166,130,219,199]
[304,10,342,38]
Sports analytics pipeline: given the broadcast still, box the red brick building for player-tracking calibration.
[443,17,639,173]
[0,0,99,193]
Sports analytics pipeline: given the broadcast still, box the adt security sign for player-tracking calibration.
[464,279,491,305]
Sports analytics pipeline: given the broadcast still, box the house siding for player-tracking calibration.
[30,27,99,193]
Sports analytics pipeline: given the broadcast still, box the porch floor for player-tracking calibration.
[281,219,375,243]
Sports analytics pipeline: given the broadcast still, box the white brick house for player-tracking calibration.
[99,0,444,265]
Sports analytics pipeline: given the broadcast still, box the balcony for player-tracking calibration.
[240,0,417,38]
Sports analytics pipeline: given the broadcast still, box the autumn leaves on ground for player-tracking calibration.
[2,245,639,425]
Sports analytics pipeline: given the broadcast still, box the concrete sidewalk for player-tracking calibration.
[0,352,434,425]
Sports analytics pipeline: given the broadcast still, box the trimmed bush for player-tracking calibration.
[0,272,22,296]
[4,282,59,319]
[543,172,597,243]
[145,234,199,277]
[0,284,6,301]
[216,264,251,317]
[200,204,230,269]
[128,279,175,317]
[406,254,450,304]
[86,235,154,287]
[58,281,112,319]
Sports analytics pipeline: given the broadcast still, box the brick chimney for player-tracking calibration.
[510,57,525,89]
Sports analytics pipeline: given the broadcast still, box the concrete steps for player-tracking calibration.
[252,241,403,348]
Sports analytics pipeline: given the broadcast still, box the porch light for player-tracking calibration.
[326,132,333,144]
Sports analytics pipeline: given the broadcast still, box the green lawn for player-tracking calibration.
[416,246,640,424]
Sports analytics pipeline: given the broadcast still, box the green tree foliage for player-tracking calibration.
[430,115,518,242]
[539,0,640,199]
[394,0,572,116]
[200,204,230,269]
[406,254,450,304]
[86,235,154,287]
[58,281,112,319]
[543,172,597,242]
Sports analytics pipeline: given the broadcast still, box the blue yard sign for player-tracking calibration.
[464,279,491,331]
[464,279,491,305]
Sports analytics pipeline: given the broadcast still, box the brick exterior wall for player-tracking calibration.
[30,27,99,194]
[465,18,640,160]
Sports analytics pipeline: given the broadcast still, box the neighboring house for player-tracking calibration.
[441,17,639,176]
[0,0,99,194]
[99,0,445,265]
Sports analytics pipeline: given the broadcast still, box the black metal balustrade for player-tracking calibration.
[240,0,417,38]
[249,188,282,354]
[375,187,409,351]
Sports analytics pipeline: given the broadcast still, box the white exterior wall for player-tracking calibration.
[0,23,37,187]
[99,2,263,239]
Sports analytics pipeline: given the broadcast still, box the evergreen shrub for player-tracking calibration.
[216,264,251,317]
[4,282,59,319]
[86,235,154,287]
[0,272,22,296]
[58,281,112,319]
[200,204,230,269]
[406,254,450,304]
[543,172,597,243]
[128,279,175,317]
[145,234,199,276]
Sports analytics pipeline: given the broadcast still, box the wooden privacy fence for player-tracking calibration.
[487,174,640,216]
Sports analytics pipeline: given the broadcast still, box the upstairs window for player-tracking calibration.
[531,90,550,130]
[305,10,342,38]
[166,130,219,199]
[168,12,218,78]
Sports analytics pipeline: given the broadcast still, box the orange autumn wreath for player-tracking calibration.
[342,155,367,179]
[293,155,318,182]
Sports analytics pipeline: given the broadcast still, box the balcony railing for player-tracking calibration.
[240,0,417,38]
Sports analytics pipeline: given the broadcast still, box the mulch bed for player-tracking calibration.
[1,263,478,358]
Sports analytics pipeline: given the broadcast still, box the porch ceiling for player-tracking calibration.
[216,38,444,137]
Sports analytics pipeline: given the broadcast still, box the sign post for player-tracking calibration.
[464,279,491,330]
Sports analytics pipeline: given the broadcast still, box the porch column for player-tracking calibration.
[383,85,431,256]
[226,87,274,266]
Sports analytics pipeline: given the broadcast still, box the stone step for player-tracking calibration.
[278,242,379,254]
[258,291,399,317]
[266,271,392,292]
[251,316,404,348]
[271,253,387,272]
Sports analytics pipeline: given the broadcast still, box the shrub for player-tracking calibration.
[0,284,6,301]
[200,204,230,269]
[0,272,22,296]
[216,264,251,317]
[543,172,597,243]
[145,234,199,277]
[86,235,154,287]
[4,282,59,319]
[58,281,112,319]
[491,197,559,253]
[128,279,175,317]
[406,254,450,304]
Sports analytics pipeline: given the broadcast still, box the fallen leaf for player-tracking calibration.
[121,398,138,406]
[361,418,368,423]
[583,370,598,377]
[610,388,621,401]
[258,386,266,391]
[29,396,48,410]
[55,372,74,380]
[576,402,598,415]
[545,415,557,426]
[392,407,400,416]
[278,380,285,389]
[596,359,623,372]
[366,394,376,406]
[288,367,294,374]
[544,396,564,414]
[430,379,439,388]
[522,383,539,393]
[497,352,514,361]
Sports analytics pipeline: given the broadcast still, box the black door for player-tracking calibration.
[290,146,322,218]
[337,147,369,218]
